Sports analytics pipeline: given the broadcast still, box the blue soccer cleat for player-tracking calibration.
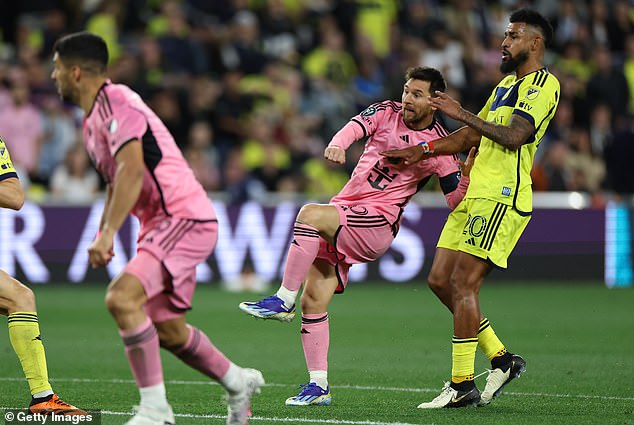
[239,295,296,322]
[285,382,332,406]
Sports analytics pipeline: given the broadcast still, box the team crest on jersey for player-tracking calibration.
[109,118,119,133]
[526,88,540,100]
[0,147,6,159]
[361,106,377,117]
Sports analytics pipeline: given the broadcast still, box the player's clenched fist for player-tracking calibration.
[324,146,345,164]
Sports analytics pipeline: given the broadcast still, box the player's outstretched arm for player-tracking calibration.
[381,126,480,166]
[443,147,477,210]
[458,147,477,178]
[429,91,534,151]
[324,146,345,164]
[325,120,366,164]
[0,177,24,211]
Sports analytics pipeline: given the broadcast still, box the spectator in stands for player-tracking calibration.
[183,120,220,192]
[0,69,43,180]
[49,142,100,204]
[585,44,629,124]
[36,96,77,185]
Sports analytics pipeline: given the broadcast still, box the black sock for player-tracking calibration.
[491,352,513,371]
[30,394,54,406]
[450,380,476,392]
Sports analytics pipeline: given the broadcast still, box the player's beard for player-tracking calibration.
[57,78,79,105]
[500,50,529,74]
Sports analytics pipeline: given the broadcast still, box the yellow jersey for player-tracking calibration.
[0,136,18,180]
[466,68,560,214]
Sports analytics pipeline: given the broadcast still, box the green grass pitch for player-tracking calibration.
[1,282,633,425]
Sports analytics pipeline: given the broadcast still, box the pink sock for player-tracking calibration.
[120,318,163,387]
[282,222,320,291]
[301,313,329,371]
[173,325,231,380]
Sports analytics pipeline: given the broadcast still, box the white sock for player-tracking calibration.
[139,383,169,410]
[220,363,244,395]
[309,370,328,390]
[276,286,298,308]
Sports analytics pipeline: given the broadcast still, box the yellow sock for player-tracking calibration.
[8,312,52,395]
[451,336,478,383]
[477,318,507,360]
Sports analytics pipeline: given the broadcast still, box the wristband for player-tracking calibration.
[418,140,434,153]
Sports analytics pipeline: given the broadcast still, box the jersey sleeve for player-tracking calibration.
[353,101,393,137]
[106,97,148,157]
[434,155,461,193]
[513,73,560,128]
[433,154,469,209]
[0,136,18,181]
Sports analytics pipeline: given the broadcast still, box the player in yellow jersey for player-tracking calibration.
[382,8,559,408]
[0,136,86,415]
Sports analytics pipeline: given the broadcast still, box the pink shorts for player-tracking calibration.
[317,204,395,293]
[124,218,218,322]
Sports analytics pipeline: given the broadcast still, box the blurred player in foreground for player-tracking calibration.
[51,32,263,425]
[382,9,560,408]
[0,135,85,415]
[240,66,474,406]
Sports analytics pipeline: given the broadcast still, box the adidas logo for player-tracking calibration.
[301,328,310,334]
[32,335,42,341]
[291,239,300,246]
[466,238,476,246]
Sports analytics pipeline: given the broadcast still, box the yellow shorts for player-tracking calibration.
[437,198,531,269]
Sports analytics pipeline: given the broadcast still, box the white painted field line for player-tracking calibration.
[0,408,429,425]
[0,376,632,401]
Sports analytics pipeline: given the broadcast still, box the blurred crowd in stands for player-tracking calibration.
[0,0,633,206]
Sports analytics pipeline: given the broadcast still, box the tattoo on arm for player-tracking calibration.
[457,109,534,151]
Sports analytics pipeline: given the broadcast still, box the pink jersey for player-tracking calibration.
[82,81,215,227]
[329,100,464,224]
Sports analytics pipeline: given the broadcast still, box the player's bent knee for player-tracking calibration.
[427,271,448,294]
[105,288,142,317]
[296,204,327,228]
[1,276,36,312]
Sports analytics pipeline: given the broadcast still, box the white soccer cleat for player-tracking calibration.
[417,382,480,409]
[124,405,175,425]
[285,382,332,406]
[226,368,265,425]
[479,354,526,406]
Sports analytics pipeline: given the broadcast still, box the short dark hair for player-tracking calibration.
[53,32,109,74]
[405,66,446,95]
[510,8,554,48]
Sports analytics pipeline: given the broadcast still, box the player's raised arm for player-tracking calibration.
[381,126,480,165]
[324,120,366,164]
[428,91,534,151]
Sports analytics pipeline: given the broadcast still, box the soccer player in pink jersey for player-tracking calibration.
[240,67,475,406]
[51,32,264,425]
